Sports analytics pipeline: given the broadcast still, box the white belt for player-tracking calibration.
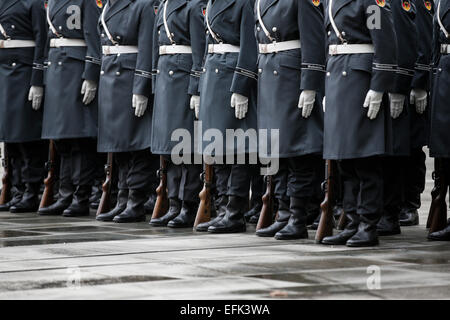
[258,40,301,54]
[102,45,138,55]
[208,44,240,54]
[50,38,87,48]
[329,44,374,56]
[441,44,450,54]
[159,45,192,55]
[0,39,36,49]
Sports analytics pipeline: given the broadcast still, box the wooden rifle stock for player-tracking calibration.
[39,140,56,209]
[428,158,448,233]
[96,153,114,216]
[0,143,11,205]
[194,164,213,228]
[151,156,169,220]
[256,175,274,231]
[315,160,337,243]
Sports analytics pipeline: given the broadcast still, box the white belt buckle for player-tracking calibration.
[160,46,166,55]
[103,46,111,55]
[208,44,214,54]
[329,45,338,56]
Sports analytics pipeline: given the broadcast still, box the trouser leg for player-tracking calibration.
[245,164,264,223]
[0,143,24,211]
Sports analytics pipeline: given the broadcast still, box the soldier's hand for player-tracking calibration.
[190,95,200,119]
[28,86,44,111]
[298,90,316,118]
[363,90,383,120]
[388,93,405,119]
[132,94,148,118]
[410,88,428,114]
[81,80,98,105]
[231,93,248,120]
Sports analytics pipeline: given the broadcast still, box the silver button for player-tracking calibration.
[215,68,219,73]
[116,36,121,40]
[258,68,262,73]
[157,70,160,74]
[158,30,161,35]
[206,30,209,35]
[58,26,62,30]
[326,72,331,77]
[342,71,347,76]
[171,33,174,37]
[11,62,16,67]
[100,70,105,75]
[11,25,15,29]
[257,27,261,31]
[203,68,206,72]
[438,68,442,72]
[273,70,278,75]
[342,31,346,36]
[47,61,52,66]
[272,27,277,32]
[328,31,331,36]
[169,70,174,75]
[58,61,62,66]
[116,71,121,76]
[101,33,105,37]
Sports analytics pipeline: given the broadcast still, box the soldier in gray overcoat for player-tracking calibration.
[0,0,48,213]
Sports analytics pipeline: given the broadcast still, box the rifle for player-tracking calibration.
[0,143,11,205]
[428,158,448,233]
[39,140,56,208]
[256,175,274,231]
[194,164,213,228]
[315,160,337,243]
[151,155,169,220]
[96,153,114,215]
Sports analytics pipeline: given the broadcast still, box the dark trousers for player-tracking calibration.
[403,147,426,209]
[280,154,321,199]
[273,160,289,201]
[249,165,264,201]
[382,156,405,216]
[7,141,47,185]
[115,149,157,191]
[338,157,383,215]
[55,138,97,187]
[214,163,251,198]
[166,157,202,202]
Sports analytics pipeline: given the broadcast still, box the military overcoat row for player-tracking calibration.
[255,0,326,159]
[0,0,46,143]
[390,0,419,156]
[323,0,397,160]
[42,0,101,140]
[198,0,258,157]
[410,0,434,149]
[97,0,157,153]
[151,0,206,155]
[430,0,450,158]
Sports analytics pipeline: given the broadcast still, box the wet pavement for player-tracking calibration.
[0,153,449,299]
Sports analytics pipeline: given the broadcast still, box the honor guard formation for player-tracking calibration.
[0,0,449,248]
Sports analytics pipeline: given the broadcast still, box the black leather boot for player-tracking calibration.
[244,197,263,223]
[346,213,380,247]
[144,193,157,215]
[167,201,198,228]
[96,189,129,222]
[306,201,321,226]
[10,183,41,213]
[399,194,420,226]
[377,209,401,236]
[256,198,290,237]
[322,211,359,245]
[38,184,74,216]
[208,196,247,233]
[149,198,182,226]
[62,185,91,217]
[196,195,228,232]
[113,189,147,223]
[0,188,23,212]
[428,224,450,241]
[274,197,309,240]
[310,213,321,230]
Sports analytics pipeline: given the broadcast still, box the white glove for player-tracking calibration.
[363,90,384,120]
[28,86,44,110]
[410,88,428,114]
[389,93,405,119]
[298,90,316,118]
[323,96,326,113]
[190,95,200,119]
[80,80,97,105]
[132,94,148,117]
[231,93,248,120]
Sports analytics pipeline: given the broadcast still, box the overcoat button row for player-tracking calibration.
[272,27,277,32]
[326,72,331,77]
[203,68,206,72]
[48,61,51,66]
[58,61,62,66]
[169,70,174,75]
[12,62,16,67]
[158,30,161,35]
[273,70,278,75]
[100,71,105,75]
[157,70,160,74]
[215,69,219,73]
[116,71,120,76]
[328,31,331,36]
[257,27,261,31]
[258,68,262,73]
[342,71,347,76]
[11,25,15,29]
[58,26,62,30]
[438,68,442,72]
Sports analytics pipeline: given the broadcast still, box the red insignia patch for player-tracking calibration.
[96,0,103,8]
[312,0,320,7]
[376,0,386,7]
[424,0,432,11]
[402,0,411,11]
[154,6,159,14]
[44,1,48,9]
[202,6,206,16]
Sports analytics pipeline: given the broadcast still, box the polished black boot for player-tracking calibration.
[377,210,401,236]
[256,198,290,237]
[346,213,380,247]
[208,196,247,233]
[167,201,198,228]
[0,189,23,212]
[144,193,157,215]
[244,197,262,223]
[322,212,359,245]
[428,224,450,241]
[113,189,147,223]
[38,184,74,216]
[62,185,91,217]
[274,197,308,240]
[149,198,182,226]
[10,183,40,213]
[196,195,228,232]
[399,194,420,226]
[96,189,129,222]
